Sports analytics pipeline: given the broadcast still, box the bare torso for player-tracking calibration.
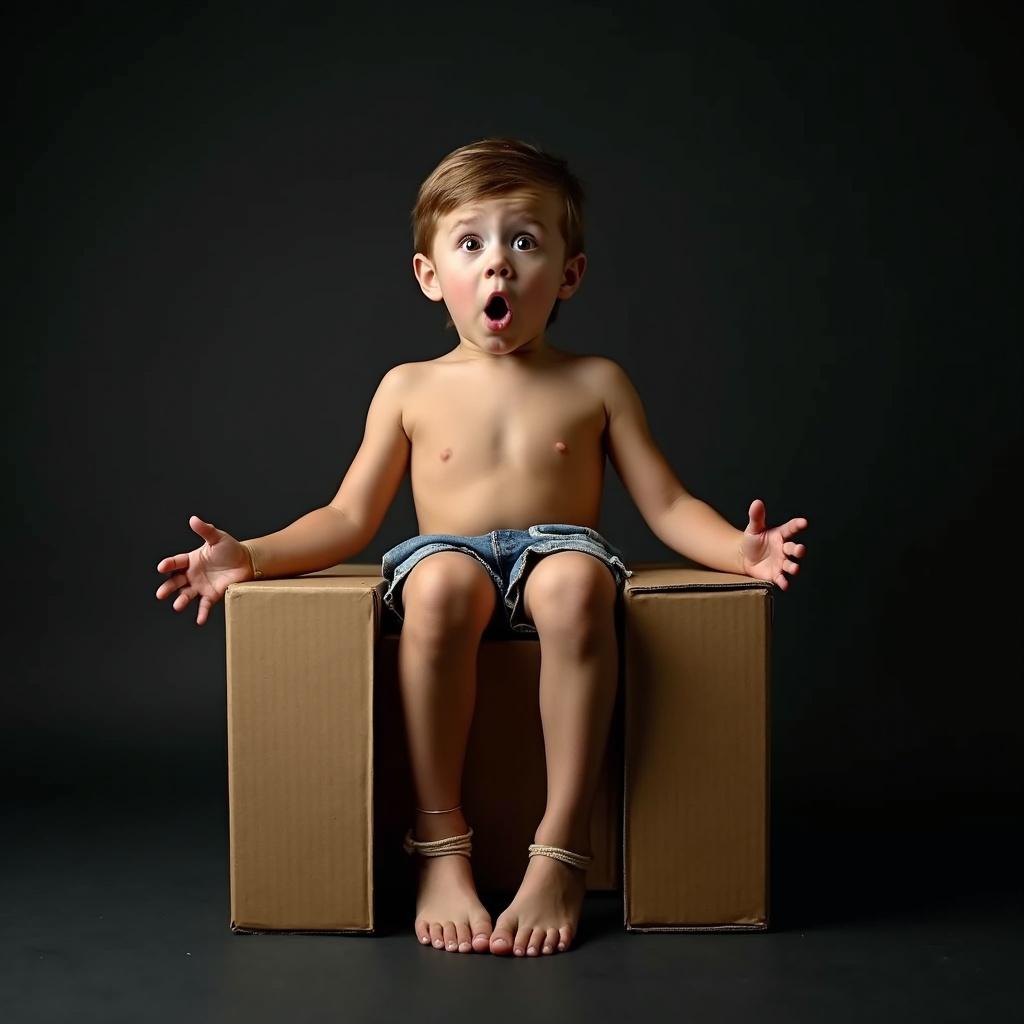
[402,347,608,536]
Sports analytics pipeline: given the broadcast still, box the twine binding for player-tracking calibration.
[527,842,593,871]
[403,826,474,859]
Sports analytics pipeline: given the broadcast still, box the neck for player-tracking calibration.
[454,332,551,363]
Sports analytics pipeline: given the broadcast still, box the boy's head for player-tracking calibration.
[411,137,587,349]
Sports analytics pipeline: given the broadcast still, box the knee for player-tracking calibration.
[529,558,617,641]
[401,554,497,636]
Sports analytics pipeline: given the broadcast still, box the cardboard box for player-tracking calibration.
[225,562,771,934]
[621,566,772,932]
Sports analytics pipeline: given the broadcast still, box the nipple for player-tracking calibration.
[440,448,452,461]
[554,441,568,453]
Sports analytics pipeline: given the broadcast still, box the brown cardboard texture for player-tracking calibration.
[621,567,772,932]
[225,561,771,934]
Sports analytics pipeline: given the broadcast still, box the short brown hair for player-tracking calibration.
[412,137,586,328]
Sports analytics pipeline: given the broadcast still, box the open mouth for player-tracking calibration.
[483,293,513,331]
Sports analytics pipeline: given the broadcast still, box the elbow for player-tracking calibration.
[327,504,373,548]
[658,487,692,520]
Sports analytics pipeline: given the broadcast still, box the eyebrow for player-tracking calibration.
[448,214,545,235]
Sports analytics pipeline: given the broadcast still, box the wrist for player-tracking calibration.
[735,531,748,576]
[240,541,263,579]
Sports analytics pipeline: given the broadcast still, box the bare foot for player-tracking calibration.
[488,830,588,957]
[411,811,493,954]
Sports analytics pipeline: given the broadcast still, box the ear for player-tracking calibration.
[413,252,444,301]
[557,252,587,300]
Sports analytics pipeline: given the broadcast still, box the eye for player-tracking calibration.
[512,234,537,251]
[458,236,482,252]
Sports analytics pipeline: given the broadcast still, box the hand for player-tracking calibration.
[155,515,254,626]
[738,499,808,590]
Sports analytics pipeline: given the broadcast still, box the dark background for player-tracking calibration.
[6,2,1022,1016]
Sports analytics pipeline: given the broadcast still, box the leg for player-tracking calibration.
[399,551,498,954]
[488,551,619,957]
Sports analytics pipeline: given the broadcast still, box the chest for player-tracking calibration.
[408,370,606,465]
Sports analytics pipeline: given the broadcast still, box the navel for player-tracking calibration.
[554,440,568,453]
[439,447,452,461]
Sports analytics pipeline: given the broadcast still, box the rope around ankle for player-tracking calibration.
[403,826,473,858]
[528,843,593,871]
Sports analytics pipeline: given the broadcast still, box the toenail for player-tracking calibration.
[558,942,565,950]
[420,936,429,944]
[515,947,524,955]
[459,942,471,951]
[433,939,443,947]
[447,942,456,950]
[543,945,552,953]
[527,946,536,954]
[475,933,487,941]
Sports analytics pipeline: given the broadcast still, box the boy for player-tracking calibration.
[155,137,808,958]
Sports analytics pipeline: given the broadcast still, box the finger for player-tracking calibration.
[156,573,187,600]
[157,553,190,574]
[197,595,212,626]
[775,572,788,590]
[783,517,808,537]
[173,588,193,612]
[784,560,800,574]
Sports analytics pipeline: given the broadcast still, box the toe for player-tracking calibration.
[542,927,559,954]
[513,924,533,957]
[527,927,546,956]
[470,917,492,953]
[429,922,444,949]
[455,922,473,953]
[490,930,514,955]
[415,919,431,946]
[489,914,515,955]
[558,924,573,951]
[442,920,458,952]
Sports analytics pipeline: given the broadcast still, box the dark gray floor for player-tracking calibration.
[4,784,1020,1024]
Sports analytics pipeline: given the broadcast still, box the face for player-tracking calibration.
[413,188,586,358]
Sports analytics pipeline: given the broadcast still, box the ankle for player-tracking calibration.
[533,817,592,859]
[414,804,468,842]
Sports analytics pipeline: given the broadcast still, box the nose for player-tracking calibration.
[484,257,512,279]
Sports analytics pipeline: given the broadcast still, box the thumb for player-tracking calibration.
[189,515,221,540]
[746,499,766,534]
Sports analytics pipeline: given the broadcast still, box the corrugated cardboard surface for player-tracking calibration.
[623,567,772,931]
[225,573,380,933]
[225,561,771,935]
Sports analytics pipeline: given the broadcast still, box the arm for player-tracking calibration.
[241,365,412,578]
[598,358,746,575]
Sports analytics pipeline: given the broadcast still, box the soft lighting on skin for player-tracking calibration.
[412,189,586,362]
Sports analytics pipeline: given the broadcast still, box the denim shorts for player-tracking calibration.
[380,523,634,636]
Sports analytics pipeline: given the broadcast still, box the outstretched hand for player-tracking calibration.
[155,516,254,626]
[739,499,808,590]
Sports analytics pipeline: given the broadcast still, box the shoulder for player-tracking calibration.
[573,355,636,411]
[577,353,625,375]
[393,356,451,379]
[376,361,429,395]
[574,354,628,382]
[381,361,437,440]
[366,364,419,436]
